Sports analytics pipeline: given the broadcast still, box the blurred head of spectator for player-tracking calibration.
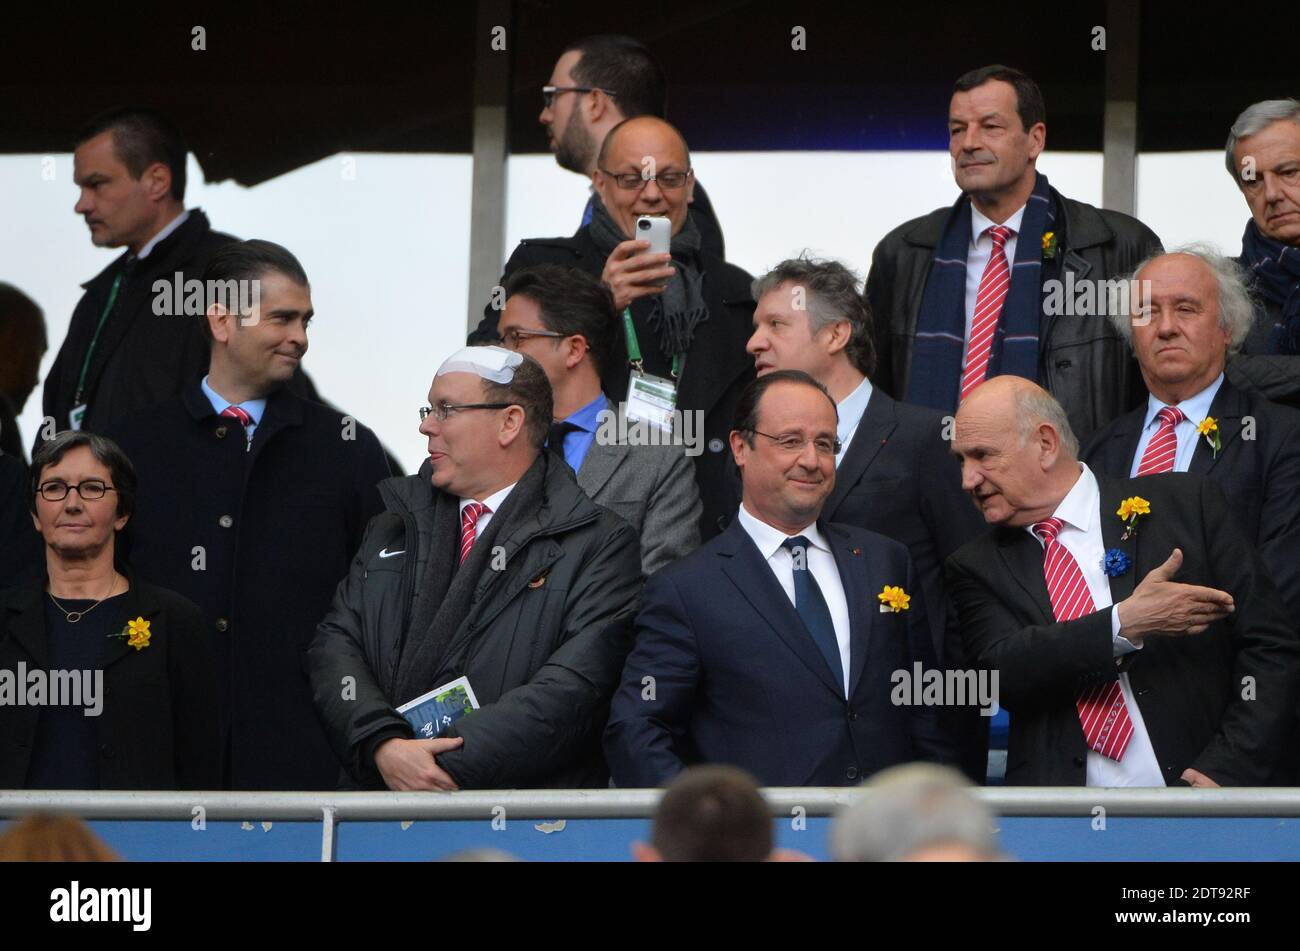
[831,763,1003,862]
[540,35,666,176]
[0,814,120,862]
[592,117,695,241]
[635,764,777,862]
[0,283,48,418]
[72,107,188,255]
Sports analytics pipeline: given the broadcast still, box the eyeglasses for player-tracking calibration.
[496,327,566,349]
[748,429,842,457]
[541,85,617,109]
[419,401,513,423]
[597,168,693,191]
[37,480,116,502]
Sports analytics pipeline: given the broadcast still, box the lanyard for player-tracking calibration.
[621,307,681,379]
[74,270,126,405]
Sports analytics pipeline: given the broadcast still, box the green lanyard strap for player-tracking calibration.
[622,307,681,379]
[74,270,125,405]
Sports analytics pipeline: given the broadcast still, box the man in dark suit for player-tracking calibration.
[497,264,700,576]
[40,107,324,447]
[538,34,725,259]
[865,65,1161,445]
[1223,99,1300,408]
[471,117,754,539]
[1084,248,1300,617]
[948,376,1300,787]
[104,240,391,790]
[605,371,953,788]
[745,256,985,658]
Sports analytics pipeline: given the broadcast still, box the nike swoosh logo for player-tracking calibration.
[378,548,405,559]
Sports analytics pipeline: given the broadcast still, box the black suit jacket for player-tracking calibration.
[0,452,42,591]
[104,381,391,789]
[469,226,755,539]
[822,389,986,660]
[946,472,1300,786]
[604,517,953,787]
[0,579,221,789]
[1083,378,1300,617]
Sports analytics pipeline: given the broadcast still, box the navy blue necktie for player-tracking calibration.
[781,536,845,694]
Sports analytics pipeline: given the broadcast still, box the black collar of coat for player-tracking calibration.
[900,185,1117,254]
[4,569,167,670]
[79,208,216,291]
[180,376,304,442]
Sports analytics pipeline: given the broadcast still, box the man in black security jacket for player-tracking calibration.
[104,241,391,790]
[40,107,323,448]
[948,377,1299,787]
[865,66,1162,446]
[470,117,754,539]
[308,347,641,790]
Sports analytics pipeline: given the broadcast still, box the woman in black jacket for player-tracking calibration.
[0,431,220,790]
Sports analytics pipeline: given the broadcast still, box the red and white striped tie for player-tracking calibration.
[960,224,1014,402]
[1135,406,1185,476]
[221,405,253,427]
[1032,517,1134,762]
[459,502,490,565]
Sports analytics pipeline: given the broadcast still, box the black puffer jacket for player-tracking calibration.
[306,454,642,790]
[866,187,1162,445]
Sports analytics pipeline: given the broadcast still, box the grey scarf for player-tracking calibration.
[391,457,548,705]
[588,196,710,360]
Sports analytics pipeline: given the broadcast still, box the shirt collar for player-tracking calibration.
[564,393,607,433]
[461,481,517,517]
[136,208,191,260]
[736,502,828,561]
[836,376,874,444]
[1025,463,1099,542]
[1141,373,1225,431]
[971,203,1027,244]
[200,375,267,425]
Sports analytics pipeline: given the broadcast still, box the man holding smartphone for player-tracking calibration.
[473,117,755,540]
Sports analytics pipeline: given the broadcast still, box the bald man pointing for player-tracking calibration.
[472,116,756,540]
[945,376,1299,787]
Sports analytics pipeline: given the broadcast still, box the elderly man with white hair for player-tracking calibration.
[1223,99,1300,407]
[1083,247,1300,620]
[947,376,1299,787]
[308,346,642,791]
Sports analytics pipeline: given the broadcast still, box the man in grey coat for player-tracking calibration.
[494,264,701,576]
[307,347,641,790]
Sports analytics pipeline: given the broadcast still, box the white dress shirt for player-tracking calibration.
[1024,463,1165,787]
[459,482,517,541]
[736,503,852,696]
[136,208,191,260]
[1129,374,1225,477]
[962,204,1026,374]
[835,376,874,464]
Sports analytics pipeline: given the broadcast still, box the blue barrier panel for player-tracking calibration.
[7,816,1294,861]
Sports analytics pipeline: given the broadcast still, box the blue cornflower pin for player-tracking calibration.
[1101,548,1132,578]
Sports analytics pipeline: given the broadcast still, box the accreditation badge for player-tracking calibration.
[69,403,88,431]
[624,370,677,435]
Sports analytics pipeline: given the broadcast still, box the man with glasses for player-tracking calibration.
[498,263,701,576]
[102,240,391,791]
[308,347,642,790]
[605,371,953,787]
[472,116,756,541]
[537,34,725,259]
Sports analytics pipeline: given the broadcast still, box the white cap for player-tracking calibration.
[435,345,523,384]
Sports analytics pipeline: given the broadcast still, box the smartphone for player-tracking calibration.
[636,215,671,256]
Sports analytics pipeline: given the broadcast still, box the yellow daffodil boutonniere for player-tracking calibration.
[878,585,911,614]
[1197,417,1222,458]
[108,616,152,651]
[1042,231,1058,259]
[1116,496,1151,541]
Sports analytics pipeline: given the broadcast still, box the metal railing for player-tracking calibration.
[4,788,1300,861]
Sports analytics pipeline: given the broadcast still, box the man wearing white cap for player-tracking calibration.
[308,347,642,790]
